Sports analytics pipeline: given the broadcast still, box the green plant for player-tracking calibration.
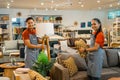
[32,50,54,77]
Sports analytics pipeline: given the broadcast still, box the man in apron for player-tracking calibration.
[22,17,44,69]
[79,18,105,80]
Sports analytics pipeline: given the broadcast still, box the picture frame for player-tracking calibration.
[80,22,86,28]
[87,21,91,27]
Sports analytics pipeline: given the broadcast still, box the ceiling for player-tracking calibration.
[0,0,120,10]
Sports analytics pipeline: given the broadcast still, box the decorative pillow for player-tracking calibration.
[28,70,47,80]
[57,53,87,71]
[59,40,68,51]
[71,53,87,71]
[62,57,78,77]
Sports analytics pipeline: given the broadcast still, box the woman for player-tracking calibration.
[79,18,105,80]
[22,17,44,68]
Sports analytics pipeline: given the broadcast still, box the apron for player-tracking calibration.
[24,34,40,69]
[87,34,105,78]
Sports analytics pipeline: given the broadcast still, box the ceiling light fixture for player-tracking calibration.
[78,1,82,4]
[41,2,44,5]
[97,0,100,3]
[11,0,14,2]
[109,4,113,7]
[117,2,120,5]
[81,4,84,7]
[7,3,10,6]
[51,0,54,3]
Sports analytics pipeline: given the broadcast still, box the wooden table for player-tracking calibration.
[0,62,25,80]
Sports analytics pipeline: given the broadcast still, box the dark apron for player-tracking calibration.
[87,34,105,78]
[24,34,40,68]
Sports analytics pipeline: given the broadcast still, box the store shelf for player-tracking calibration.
[111,18,120,43]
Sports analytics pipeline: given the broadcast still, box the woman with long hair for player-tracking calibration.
[79,18,105,80]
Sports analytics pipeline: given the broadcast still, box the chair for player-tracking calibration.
[1,40,19,56]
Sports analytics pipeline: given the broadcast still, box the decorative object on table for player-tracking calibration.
[10,57,17,66]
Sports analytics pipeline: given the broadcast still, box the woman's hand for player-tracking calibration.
[36,44,45,50]
[79,47,86,53]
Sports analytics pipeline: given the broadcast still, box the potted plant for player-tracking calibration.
[32,50,54,77]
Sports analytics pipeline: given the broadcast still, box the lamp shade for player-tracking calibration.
[36,23,54,38]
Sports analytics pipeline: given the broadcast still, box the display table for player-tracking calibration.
[0,62,25,80]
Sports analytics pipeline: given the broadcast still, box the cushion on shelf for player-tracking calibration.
[62,56,78,77]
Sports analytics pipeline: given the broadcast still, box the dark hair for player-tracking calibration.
[25,17,34,22]
[92,18,102,38]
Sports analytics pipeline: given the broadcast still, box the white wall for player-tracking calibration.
[0,8,111,39]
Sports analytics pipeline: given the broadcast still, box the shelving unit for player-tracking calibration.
[29,15,62,35]
[111,18,120,43]
[0,14,9,42]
